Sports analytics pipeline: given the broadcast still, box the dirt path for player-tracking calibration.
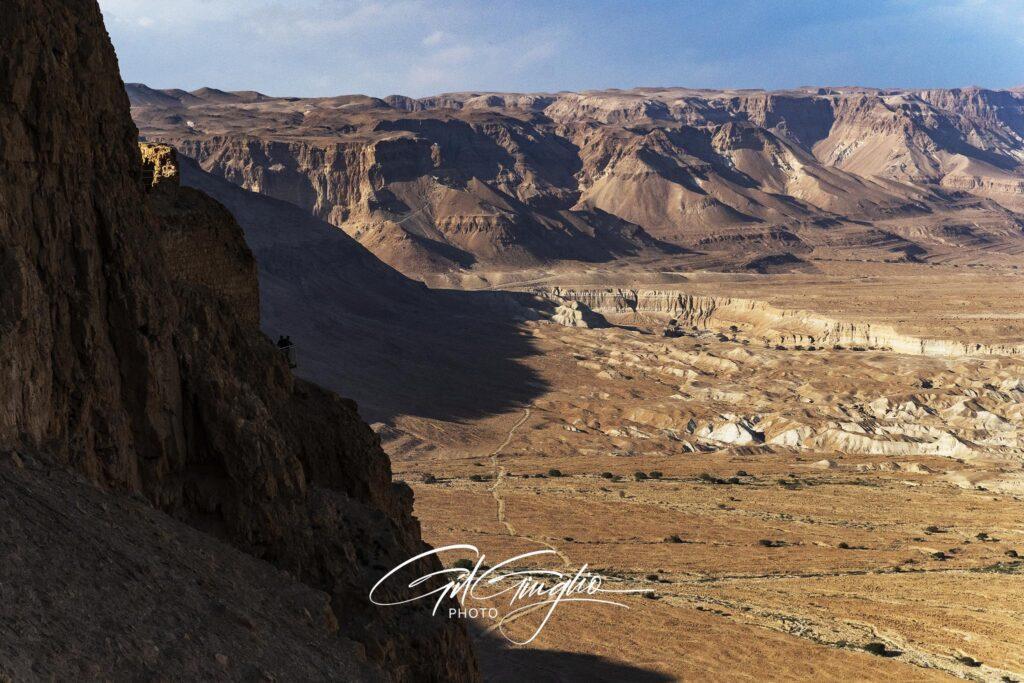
[488,408,571,566]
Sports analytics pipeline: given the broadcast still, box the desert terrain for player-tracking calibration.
[373,264,1024,682]
[126,85,1024,680]
[6,1,1024,680]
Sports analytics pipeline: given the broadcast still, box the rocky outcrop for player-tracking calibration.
[534,287,1024,358]
[0,1,476,679]
[144,144,261,327]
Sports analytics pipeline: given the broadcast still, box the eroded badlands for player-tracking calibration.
[384,279,1024,681]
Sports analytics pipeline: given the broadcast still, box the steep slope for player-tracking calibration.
[131,85,1024,276]
[178,157,550,424]
[0,2,476,679]
[0,452,379,681]
[163,113,669,275]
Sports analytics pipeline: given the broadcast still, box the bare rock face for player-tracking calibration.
[131,84,1024,276]
[0,1,476,679]
[145,144,261,327]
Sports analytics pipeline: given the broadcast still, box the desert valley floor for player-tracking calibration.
[375,264,1024,682]
[125,83,1024,680]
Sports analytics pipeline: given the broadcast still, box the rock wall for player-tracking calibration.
[145,144,261,327]
[537,287,1024,358]
[0,1,476,679]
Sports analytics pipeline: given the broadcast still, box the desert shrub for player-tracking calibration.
[453,558,474,570]
[634,471,649,481]
[665,534,683,543]
[548,468,563,477]
[735,470,749,477]
[422,473,438,484]
[698,472,718,483]
[648,470,663,479]
[469,474,487,482]
[838,542,850,549]
[759,539,786,548]
[600,471,614,479]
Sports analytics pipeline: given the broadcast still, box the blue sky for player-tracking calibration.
[98,0,1024,98]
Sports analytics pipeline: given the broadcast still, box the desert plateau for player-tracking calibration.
[3,1,1024,681]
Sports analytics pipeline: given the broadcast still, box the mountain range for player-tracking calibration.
[129,84,1024,277]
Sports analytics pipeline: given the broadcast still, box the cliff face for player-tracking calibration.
[170,121,668,275]
[131,85,1024,276]
[0,2,476,679]
[535,287,1024,357]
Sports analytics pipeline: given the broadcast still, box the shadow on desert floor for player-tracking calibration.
[281,288,551,425]
[181,162,551,425]
[472,626,674,683]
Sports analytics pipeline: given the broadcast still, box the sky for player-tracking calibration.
[98,0,1024,98]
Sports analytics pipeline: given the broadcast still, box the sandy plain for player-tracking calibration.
[383,265,1024,682]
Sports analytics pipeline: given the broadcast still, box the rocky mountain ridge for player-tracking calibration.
[130,84,1024,276]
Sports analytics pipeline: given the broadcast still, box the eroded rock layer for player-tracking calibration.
[533,287,1024,357]
[130,84,1024,275]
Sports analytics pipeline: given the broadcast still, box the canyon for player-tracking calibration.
[2,1,1023,680]
[121,80,1024,681]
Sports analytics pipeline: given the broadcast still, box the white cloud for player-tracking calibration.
[422,30,445,47]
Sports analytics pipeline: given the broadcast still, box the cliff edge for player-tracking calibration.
[0,1,476,679]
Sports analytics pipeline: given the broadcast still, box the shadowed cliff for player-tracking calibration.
[0,1,477,679]
[179,157,550,424]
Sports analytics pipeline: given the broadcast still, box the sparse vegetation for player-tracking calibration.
[421,473,438,484]
[548,468,563,477]
[634,471,649,481]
